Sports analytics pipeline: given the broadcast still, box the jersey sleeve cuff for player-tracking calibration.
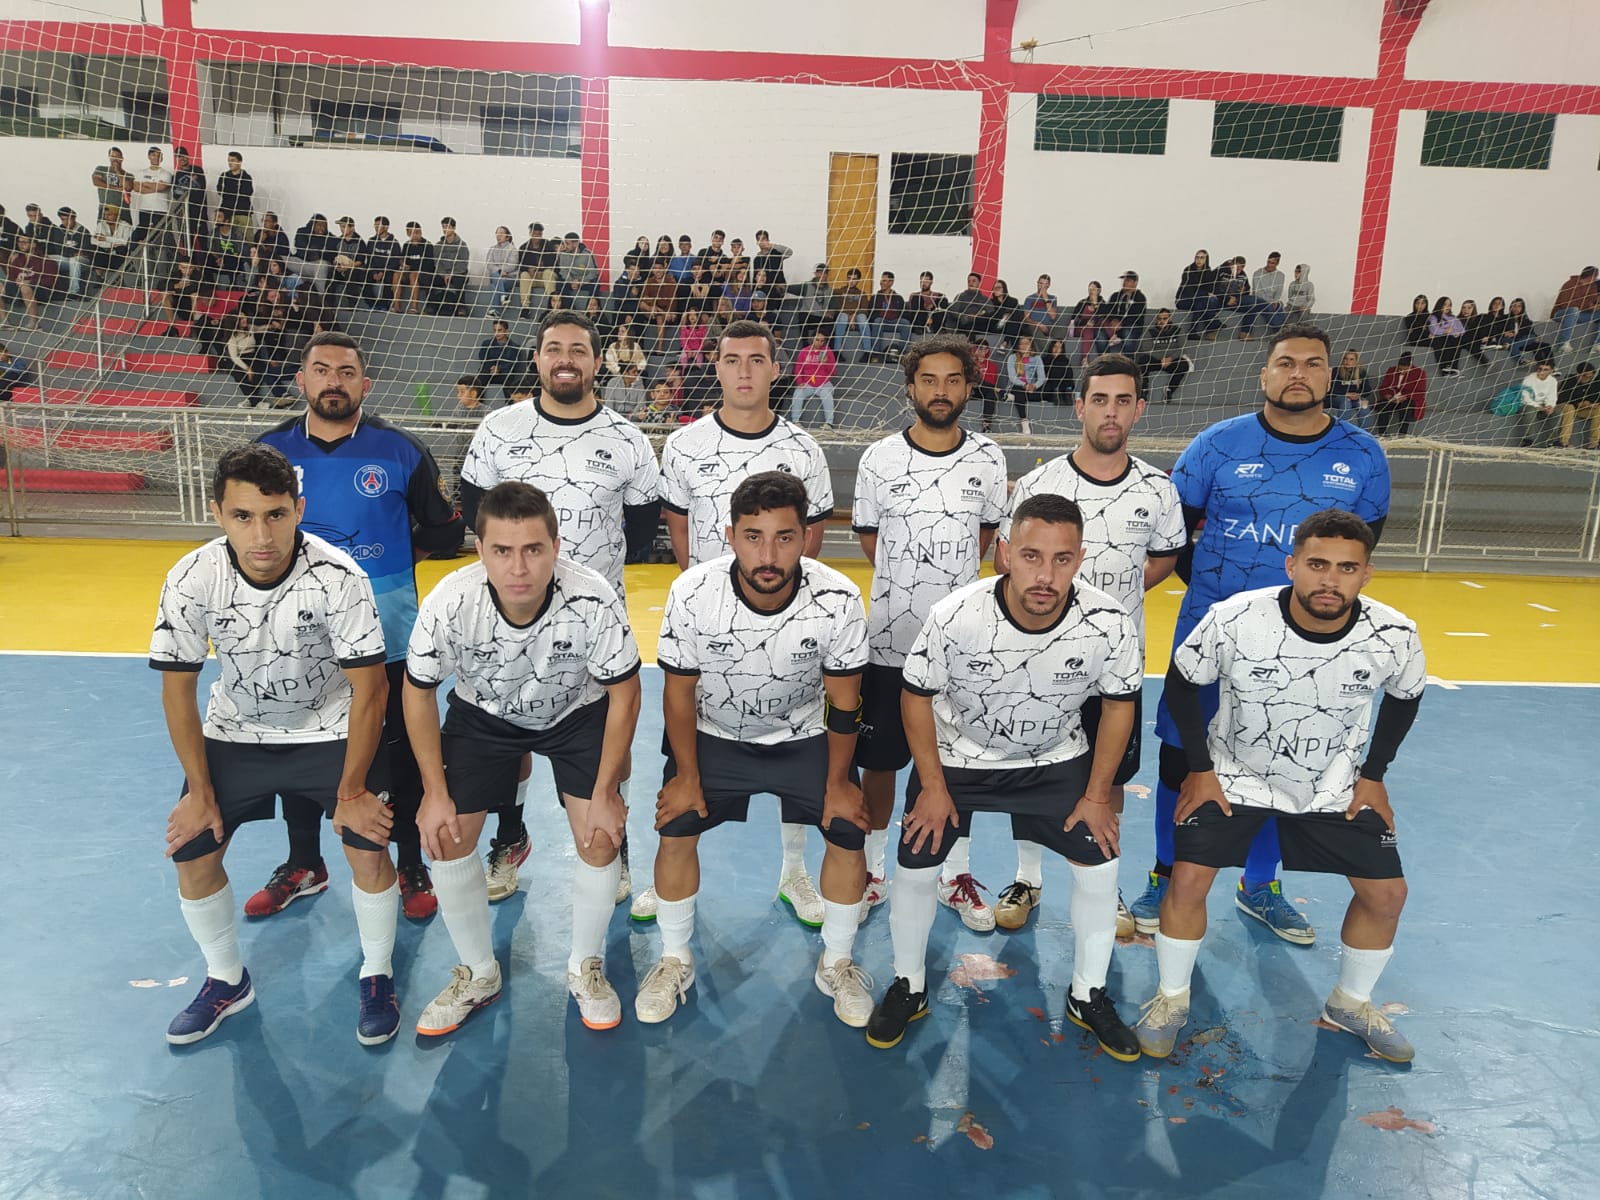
[851,524,879,535]
[338,651,388,669]
[1147,546,1183,558]
[405,669,441,690]
[902,682,939,697]
[806,507,835,525]
[658,499,689,516]
[596,660,642,687]
[1099,690,1142,703]
[657,660,700,676]
[149,658,204,672]
[821,662,866,677]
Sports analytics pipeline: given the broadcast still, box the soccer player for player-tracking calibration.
[403,482,643,1034]
[251,332,464,923]
[459,311,660,906]
[637,319,836,926]
[852,334,1008,929]
[865,495,1144,1058]
[637,471,872,1027]
[1132,325,1390,945]
[992,354,1186,932]
[1135,510,1423,1063]
[152,444,400,1045]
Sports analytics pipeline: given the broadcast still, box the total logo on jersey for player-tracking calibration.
[354,464,389,496]
[792,637,821,663]
[549,639,585,663]
[585,450,619,476]
[1052,656,1090,684]
[294,609,319,634]
[1125,506,1153,535]
[1322,461,1360,492]
[960,476,988,500]
[1340,668,1377,696]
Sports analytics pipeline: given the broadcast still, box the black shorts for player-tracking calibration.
[1081,690,1143,788]
[660,731,865,851]
[900,756,1114,870]
[854,662,911,773]
[440,694,609,814]
[1175,802,1404,880]
[173,738,384,862]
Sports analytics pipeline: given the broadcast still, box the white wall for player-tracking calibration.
[1013,0,1382,78]
[190,0,580,44]
[1409,0,1600,85]
[608,79,981,288]
[998,96,1369,313]
[5,0,145,20]
[608,0,985,62]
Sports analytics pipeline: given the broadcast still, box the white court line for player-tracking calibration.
[1460,580,1487,589]
[1425,675,1460,691]
[0,649,149,658]
[1444,631,1490,637]
[1529,603,1559,613]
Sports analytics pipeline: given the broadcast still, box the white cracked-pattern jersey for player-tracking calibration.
[657,556,867,744]
[406,556,640,731]
[853,429,1007,667]
[149,532,385,743]
[460,399,659,593]
[660,412,834,566]
[1173,586,1426,815]
[1001,452,1185,648]
[903,576,1143,768]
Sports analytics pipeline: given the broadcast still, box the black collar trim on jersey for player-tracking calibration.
[535,397,601,426]
[1067,450,1133,487]
[1277,585,1361,643]
[298,410,364,453]
[226,529,304,592]
[488,578,555,629]
[993,574,1076,635]
[729,559,803,615]
[902,426,969,458]
[1255,410,1335,445]
[714,411,779,441]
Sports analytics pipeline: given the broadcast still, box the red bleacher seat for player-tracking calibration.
[4,428,174,452]
[70,316,143,337]
[45,350,119,371]
[8,387,198,408]
[122,352,212,374]
[0,468,145,493]
[99,286,152,305]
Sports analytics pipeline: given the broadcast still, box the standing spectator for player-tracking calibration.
[1240,252,1287,339]
[54,207,89,298]
[556,231,598,309]
[289,214,337,292]
[1070,281,1102,361]
[1001,333,1043,435]
[1022,274,1059,342]
[1041,337,1077,405]
[169,147,209,250]
[366,217,401,310]
[130,146,174,252]
[833,267,869,358]
[791,328,837,428]
[1504,297,1547,363]
[1518,359,1559,446]
[639,258,680,344]
[946,273,989,338]
[327,216,367,306]
[1135,309,1192,401]
[0,342,32,402]
[908,271,948,336]
[396,221,431,314]
[1401,294,1430,347]
[92,146,131,223]
[1329,348,1375,424]
[1176,249,1221,339]
[215,151,254,245]
[752,231,792,300]
[90,203,134,281]
[516,222,556,317]
[1375,352,1427,437]
[476,320,528,400]
[1103,271,1149,353]
[484,226,518,317]
[1551,266,1600,352]
[1428,297,1466,375]
[1286,262,1315,318]
[429,217,470,316]
[794,263,835,342]
[868,271,910,360]
[988,279,1025,347]
[1554,361,1600,450]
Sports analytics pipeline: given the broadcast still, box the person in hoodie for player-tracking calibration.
[289,214,338,292]
[430,217,471,317]
[1287,263,1315,319]
[1135,308,1193,401]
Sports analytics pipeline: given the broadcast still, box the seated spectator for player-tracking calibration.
[682,260,716,318]
[0,341,34,402]
[683,348,719,411]
[1455,300,1488,367]
[946,273,988,338]
[639,259,680,344]
[1240,252,1287,339]
[604,362,648,415]
[228,283,294,408]
[722,264,756,316]
[1554,360,1600,450]
[973,340,1000,431]
[753,231,792,301]
[556,231,598,309]
[792,263,834,342]
[1402,294,1430,346]
[3,235,59,329]
[1428,297,1466,375]
[1022,275,1058,342]
[652,235,675,271]
[1041,338,1076,405]
[1287,262,1314,318]
[516,222,556,317]
[477,320,528,399]
[285,283,340,344]
[505,372,539,402]
[1103,272,1149,352]
[1135,309,1192,402]
[23,204,59,259]
[667,235,696,282]
[585,295,619,346]
[54,207,90,299]
[252,212,290,269]
[288,214,337,291]
[158,256,205,336]
[1468,296,1511,357]
[791,329,837,428]
[1551,266,1600,352]
[1071,281,1102,361]
[749,292,777,340]
[364,216,401,310]
[675,309,708,367]
[90,204,133,281]
[1214,256,1253,338]
[623,235,653,274]
[326,216,367,307]
[607,326,649,379]
[1329,348,1375,424]
[1504,297,1547,363]
[200,208,245,287]
[485,226,518,316]
[396,221,432,313]
[1518,359,1559,446]
[868,271,910,360]
[998,333,1042,435]
[1375,352,1427,437]
[429,217,471,316]
[632,379,678,424]
[1175,249,1222,339]
[988,278,1024,347]
[254,256,297,301]
[833,268,869,357]
[908,271,948,336]
[455,375,485,411]
[704,295,737,349]
[1094,313,1129,357]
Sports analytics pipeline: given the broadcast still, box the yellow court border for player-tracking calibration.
[0,537,1595,684]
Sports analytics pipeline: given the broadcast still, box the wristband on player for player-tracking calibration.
[824,696,864,735]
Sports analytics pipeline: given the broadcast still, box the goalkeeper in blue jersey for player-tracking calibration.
[1127,324,1391,945]
[250,331,465,922]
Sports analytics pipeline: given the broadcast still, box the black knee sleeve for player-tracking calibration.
[1159,740,1190,792]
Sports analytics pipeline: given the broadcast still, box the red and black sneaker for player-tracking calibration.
[399,861,438,921]
[244,862,330,918]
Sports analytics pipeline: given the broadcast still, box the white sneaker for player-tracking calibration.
[938,872,997,932]
[635,955,695,1024]
[777,869,825,927]
[630,883,659,921]
[815,953,875,1028]
[485,830,530,903]
[1115,892,1136,939]
[858,873,888,925]
[615,858,633,905]
[567,956,622,1030]
[416,962,502,1036]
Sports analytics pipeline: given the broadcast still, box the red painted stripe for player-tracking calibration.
[971,0,1019,284]
[577,0,611,273]
[160,0,202,158]
[0,468,146,493]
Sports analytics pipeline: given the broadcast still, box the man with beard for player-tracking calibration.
[851,335,1008,929]
[459,311,660,904]
[865,494,1143,1060]
[1129,326,1390,947]
[1136,510,1424,1063]
[993,354,1186,932]
[636,471,872,1027]
[253,333,465,922]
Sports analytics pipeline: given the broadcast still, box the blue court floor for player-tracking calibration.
[4,654,1597,1199]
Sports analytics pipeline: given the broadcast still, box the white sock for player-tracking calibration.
[1068,859,1119,1001]
[351,878,399,979]
[780,822,808,876]
[568,856,621,973]
[656,892,696,964]
[821,898,862,966]
[941,837,971,883]
[1335,943,1394,1004]
[1015,840,1044,888]
[888,864,939,994]
[431,851,497,979]
[180,883,243,985]
[1154,931,1202,997]
[864,827,888,879]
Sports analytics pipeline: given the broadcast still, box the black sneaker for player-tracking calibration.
[865,976,928,1049]
[1065,986,1141,1062]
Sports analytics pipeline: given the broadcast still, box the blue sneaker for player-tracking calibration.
[357,973,401,1045]
[1235,879,1316,945]
[167,971,255,1045]
[1127,870,1168,935]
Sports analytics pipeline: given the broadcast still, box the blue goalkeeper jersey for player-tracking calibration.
[258,413,462,663]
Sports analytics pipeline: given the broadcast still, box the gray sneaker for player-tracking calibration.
[1323,987,1414,1063]
[1134,987,1190,1059]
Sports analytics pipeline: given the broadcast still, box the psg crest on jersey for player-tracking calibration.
[354,464,389,497]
